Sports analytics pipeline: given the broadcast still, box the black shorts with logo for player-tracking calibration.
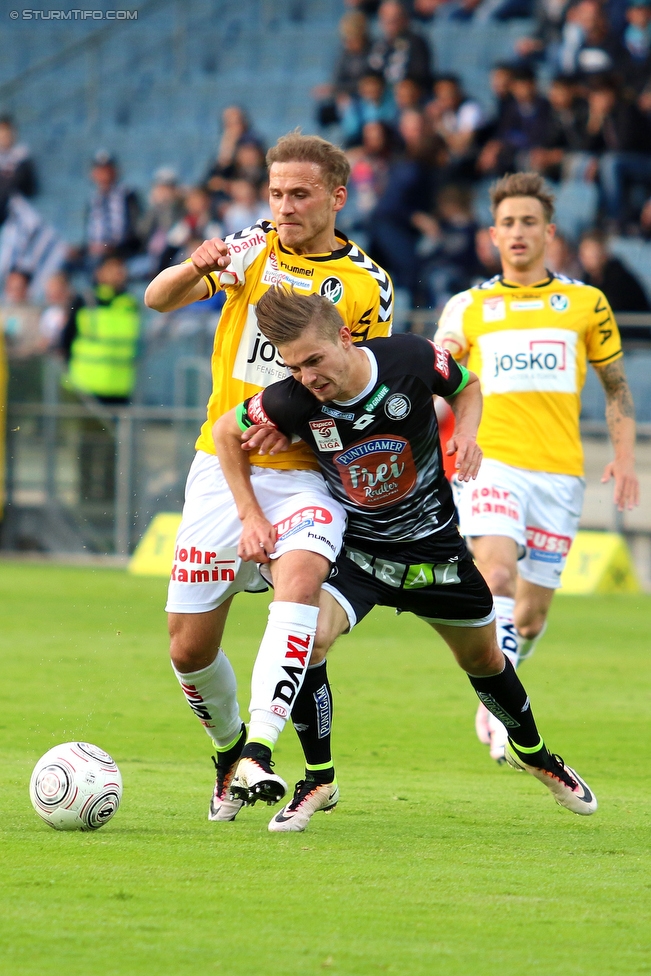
[324,528,494,629]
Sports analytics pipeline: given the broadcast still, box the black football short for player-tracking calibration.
[323,545,494,630]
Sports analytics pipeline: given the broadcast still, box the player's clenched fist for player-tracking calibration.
[190,237,232,275]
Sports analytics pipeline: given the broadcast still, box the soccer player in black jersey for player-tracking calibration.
[214,286,598,831]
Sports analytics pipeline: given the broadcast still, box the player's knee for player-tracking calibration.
[482,562,516,597]
[517,615,546,640]
[168,621,219,673]
[458,639,503,676]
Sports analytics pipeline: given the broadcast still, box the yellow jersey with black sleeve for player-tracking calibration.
[435,272,622,476]
[193,220,394,470]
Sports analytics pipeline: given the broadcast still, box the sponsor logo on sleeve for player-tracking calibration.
[432,343,450,379]
[482,296,506,322]
[309,418,344,451]
[247,392,275,427]
[319,276,344,304]
[384,394,411,419]
[550,293,570,311]
[334,436,417,508]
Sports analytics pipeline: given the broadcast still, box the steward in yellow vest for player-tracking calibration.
[69,256,140,404]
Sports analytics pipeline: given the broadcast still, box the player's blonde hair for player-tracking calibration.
[490,172,555,223]
[255,286,344,345]
[266,131,350,192]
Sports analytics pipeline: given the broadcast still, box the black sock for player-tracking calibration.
[291,660,335,784]
[215,722,246,768]
[468,657,548,763]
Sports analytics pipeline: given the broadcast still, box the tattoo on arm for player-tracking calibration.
[596,360,635,420]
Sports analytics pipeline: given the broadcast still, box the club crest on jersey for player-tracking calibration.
[483,296,505,322]
[384,394,411,420]
[334,436,417,508]
[320,276,344,304]
[309,418,344,451]
[550,293,570,311]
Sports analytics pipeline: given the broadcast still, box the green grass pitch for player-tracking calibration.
[1,561,650,976]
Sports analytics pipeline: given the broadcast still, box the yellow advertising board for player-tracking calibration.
[129,512,181,577]
[560,531,640,595]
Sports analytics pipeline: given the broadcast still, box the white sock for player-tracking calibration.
[493,595,519,668]
[248,601,319,748]
[172,650,243,751]
[515,620,547,663]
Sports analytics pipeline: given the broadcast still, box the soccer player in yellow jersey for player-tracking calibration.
[144,133,393,819]
[435,172,639,762]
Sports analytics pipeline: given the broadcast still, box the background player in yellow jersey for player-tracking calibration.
[435,172,639,762]
[145,133,393,818]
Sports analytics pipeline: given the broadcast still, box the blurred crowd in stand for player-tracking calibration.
[2,0,651,410]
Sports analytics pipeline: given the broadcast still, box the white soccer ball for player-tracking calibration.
[29,742,122,831]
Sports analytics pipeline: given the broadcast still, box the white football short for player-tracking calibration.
[166,451,347,614]
[453,458,585,589]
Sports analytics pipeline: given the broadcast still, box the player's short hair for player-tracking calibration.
[490,172,555,223]
[255,286,344,345]
[266,131,350,191]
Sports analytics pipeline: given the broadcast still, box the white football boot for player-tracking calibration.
[269,779,339,832]
[505,743,598,815]
[229,756,287,806]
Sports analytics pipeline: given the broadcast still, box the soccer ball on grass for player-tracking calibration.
[29,742,122,831]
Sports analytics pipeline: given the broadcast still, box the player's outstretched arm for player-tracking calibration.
[144,237,231,312]
[594,358,640,511]
[445,370,483,482]
[212,409,277,563]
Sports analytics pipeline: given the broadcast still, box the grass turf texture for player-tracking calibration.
[1,562,650,976]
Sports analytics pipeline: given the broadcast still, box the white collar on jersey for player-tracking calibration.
[331,347,378,407]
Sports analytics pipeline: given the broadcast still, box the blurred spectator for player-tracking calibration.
[0,116,37,199]
[477,66,554,175]
[529,75,589,179]
[206,139,267,197]
[558,0,624,77]
[0,269,41,358]
[160,187,222,270]
[579,229,650,311]
[209,106,264,180]
[426,75,486,175]
[622,0,651,93]
[221,179,271,236]
[83,150,141,264]
[314,10,372,128]
[585,76,651,225]
[394,77,426,112]
[340,71,396,146]
[368,1,434,89]
[473,226,502,280]
[414,184,479,306]
[0,194,66,301]
[345,0,381,14]
[344,121,395,241]
[38,272,84,355]
[369,109,443,299]
[65,256,140,405]
[515,0,573,63]
[413,0,449,18]
[137,168,185,276]
[545,231,583,277]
